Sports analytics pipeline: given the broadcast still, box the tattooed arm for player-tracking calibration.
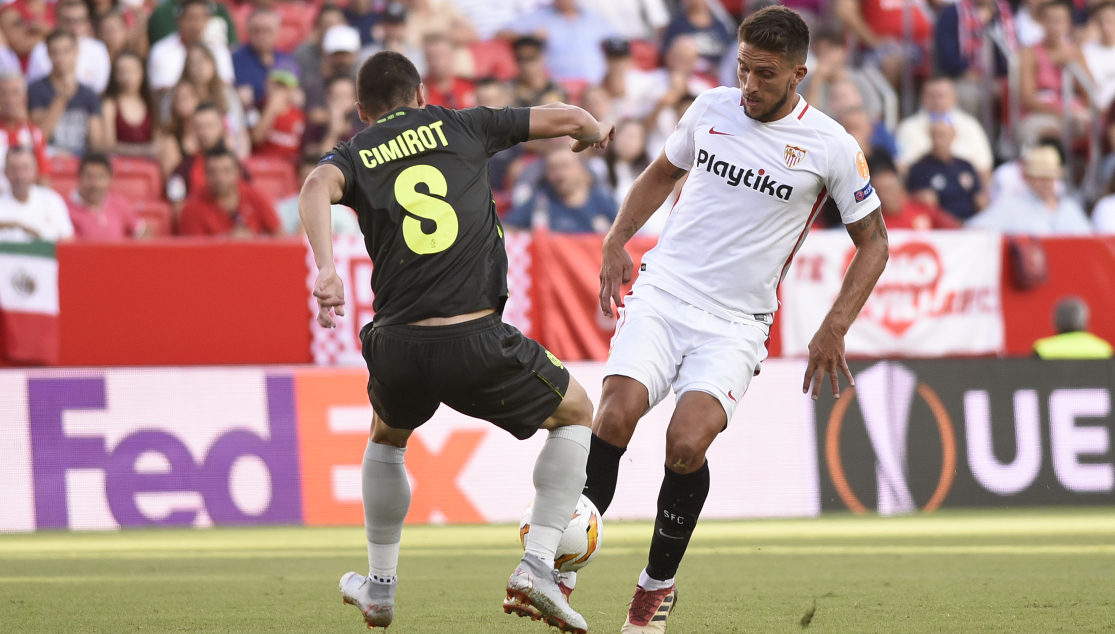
[803,207,889,400]
[599,151,688,316]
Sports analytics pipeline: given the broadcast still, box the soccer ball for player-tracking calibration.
[519,495,603,573]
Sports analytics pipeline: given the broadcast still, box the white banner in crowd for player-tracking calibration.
[779,229,1004,357]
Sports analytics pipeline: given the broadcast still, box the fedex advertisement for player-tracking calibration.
[5,359,1110,533]
[0,362,820,532]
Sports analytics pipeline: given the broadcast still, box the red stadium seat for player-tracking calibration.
[629,39,660,71]
[245,156,298,204]
[48,155,79,200]
[470,40,517,82]
[110,156,163,201]
[132,200,174,236]
[559,79,590,107]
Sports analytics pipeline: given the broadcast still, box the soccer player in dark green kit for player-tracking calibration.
[299,51,615,633]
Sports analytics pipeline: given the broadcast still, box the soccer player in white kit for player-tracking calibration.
[579,7,889,632]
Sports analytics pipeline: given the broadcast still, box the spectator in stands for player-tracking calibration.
[102,51,160,157]
[505,146,618,233]
[0,2,46,76]
[275,155,361,235]
[934,0,1018,118]
[0,146,73,241]
[802,26,885,124]
[249,69,305,163]
[294,4,345,85]
[835,0,933,88]
[164,44,250,159]
[595,0,669,41]
[896,76,993,183]
[27,0,110,95]
[165,101,231,209]
[233,8,300,110]
[178,146,282,237]
[28,29,105,156]
[660,0,734,76]
[906,118,987,221]
[838,105,894,166]
[304,24,360,125]
[147,0,238,52]
[967,146,1091,234]
[1015,0,1047,47]
[644,35,713,155]
[94,9,130,62]
[870,155,962,230]
[1018,0,1093,145]
[598,38,668,122]
[0,71,51,189]
[1091,170,1115,232]
[989,136,1064,203]
[510,35,565,108]
[1033,297,1113,358]
[359,3,426,77]
[66,152,148,239]
[344,0,378,47]
[603,119,649,208]
[422,33,476,109]
[500,0,616,85]
[302,75,364,160]
[148,0,235,93]
[1084,2,1115,111]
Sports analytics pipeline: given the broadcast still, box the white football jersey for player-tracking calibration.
[637,87,881,320]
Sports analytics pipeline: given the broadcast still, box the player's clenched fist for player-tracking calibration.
[313,267,346,328]
[599,239,633,318]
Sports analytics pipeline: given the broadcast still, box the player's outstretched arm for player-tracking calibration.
[300,163,348,329]
[598,151,688,317]
[527,102,616,152]
[803,207,889,400]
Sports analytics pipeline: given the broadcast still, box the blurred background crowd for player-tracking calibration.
[0,0,1114,242]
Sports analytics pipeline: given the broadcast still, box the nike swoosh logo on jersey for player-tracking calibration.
[708,126,732,136]
[728,390,736,402]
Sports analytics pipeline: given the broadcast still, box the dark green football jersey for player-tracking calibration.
[321,104,530,326]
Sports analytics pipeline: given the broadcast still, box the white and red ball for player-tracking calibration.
[519,494,604,573]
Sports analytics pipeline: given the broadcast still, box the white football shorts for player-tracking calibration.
[603,283,770,423]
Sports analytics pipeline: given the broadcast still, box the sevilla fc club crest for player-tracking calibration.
[784,145,806,169]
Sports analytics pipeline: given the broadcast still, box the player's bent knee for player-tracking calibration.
[664,439,709,474]
[543,377,593,429]
[370,414,412,447]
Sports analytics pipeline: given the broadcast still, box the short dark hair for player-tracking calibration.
[45,29,77,48]
[866,153,897,177]
[315,3,343,26]
[325,73,356,92]
[178,0,211,17]
[1092,1,1115,16]
[79,152,112,174]
[203,143,236,164]
[512,35,545,53]
[356,51,421,116]
[738,5,810,64]
[4,145,34,164]
[194,101,222,117]
[1038,0,1073,15]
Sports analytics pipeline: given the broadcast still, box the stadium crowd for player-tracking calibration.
[1,0,1115,242]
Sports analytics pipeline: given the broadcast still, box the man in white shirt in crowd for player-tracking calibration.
[148,0,235,93]
[27,0,111,94]
[594,0,670,42]
[967,146,1091,234]
[895,76,994,184]
[0,147,73,242]
[1083,2,1115,111]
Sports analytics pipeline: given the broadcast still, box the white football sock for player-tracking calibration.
[363,440,410,583]
[524,426,591,563]
[639,568,675,591]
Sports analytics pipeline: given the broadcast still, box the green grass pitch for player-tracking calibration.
[1,508,1113,633]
